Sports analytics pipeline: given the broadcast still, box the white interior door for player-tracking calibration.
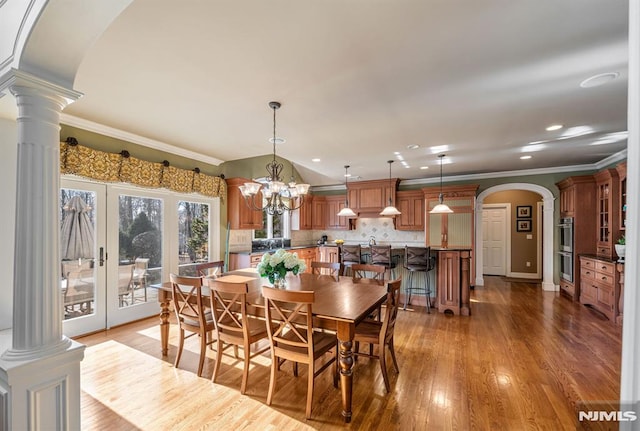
[482,206,508,276]
[61,179,107,337]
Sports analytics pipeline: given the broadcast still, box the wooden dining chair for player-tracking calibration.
[206,278,271,394]
[170,273,216,377]
[117,264,135,307]
[196,260,225,278]
[351,263,386,286]
[310,261,343,280]
[262,286,338,419]
[354,278,402,393]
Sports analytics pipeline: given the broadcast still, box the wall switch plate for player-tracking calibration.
[526,234,533,240]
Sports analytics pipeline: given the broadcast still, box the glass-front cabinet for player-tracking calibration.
[593,169,620,260]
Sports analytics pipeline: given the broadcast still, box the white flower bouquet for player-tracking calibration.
[257,249,306,284]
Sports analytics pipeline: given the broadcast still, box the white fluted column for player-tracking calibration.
[0,69,85,431]
[0,70,81,359]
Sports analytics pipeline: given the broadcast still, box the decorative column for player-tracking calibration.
[0,69,85,431]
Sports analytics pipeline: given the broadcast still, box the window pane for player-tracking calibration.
[118,195,162,307]
[177,201,209,276]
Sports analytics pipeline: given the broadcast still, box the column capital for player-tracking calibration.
[0,68,83,106]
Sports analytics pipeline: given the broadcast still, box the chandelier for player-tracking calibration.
[239,101,310,216]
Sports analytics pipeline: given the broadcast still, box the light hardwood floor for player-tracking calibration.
[77,276,622,430]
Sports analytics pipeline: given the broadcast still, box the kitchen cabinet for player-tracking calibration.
[594,169,620,259]
[292,194,313,230]
[396,190,424,231]
[579,256,619,322]
[424,185,478,287]
[436,248,472,315]
[555,175,597,300]
[312,196,327,230]
[346,178,399,217]
[295,247,318,273]
[229,252,264,271]
[226,177,264,230]
[325,195,351,230]
[616,162,627,231]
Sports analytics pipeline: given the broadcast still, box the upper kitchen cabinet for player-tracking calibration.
[396,190,425,231]
[226,177,264,230]
[557,175,597,218]
[325,195,351,230]
[593,169,620,259]
[347,178,400,217]
[616,162,627,231]
[312,196,327,230]
[424,185,478,249]
[291,194,314,230]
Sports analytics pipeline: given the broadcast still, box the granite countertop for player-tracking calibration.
[578,254,621,264]
[230,245,321,255]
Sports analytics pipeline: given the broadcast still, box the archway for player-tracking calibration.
[475,183,555,291]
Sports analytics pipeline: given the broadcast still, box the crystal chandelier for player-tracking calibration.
[239,101,310,216]
[429,154,453,214]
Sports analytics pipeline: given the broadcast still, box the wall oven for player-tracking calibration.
[558,251,573,282]
[558,217,573,252]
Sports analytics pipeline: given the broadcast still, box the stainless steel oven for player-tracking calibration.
[558,217,573,252]
[558,251,573,282]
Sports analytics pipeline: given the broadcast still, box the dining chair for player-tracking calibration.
[354,278,402,393]
[196,260,225,278]
[117,264,135,307]
[370,245,397,279]
[170,273,216,377]
[341,244,362,276]
[206,278,271,394]
[310,261,343,280]
[351,263,386,286]
[403,246,436,312]
[262,286,338,419]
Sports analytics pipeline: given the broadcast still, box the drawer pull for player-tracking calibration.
[602,277,607,280]
[601,266,607,270]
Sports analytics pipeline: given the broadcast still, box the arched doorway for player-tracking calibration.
[475,183,555,291]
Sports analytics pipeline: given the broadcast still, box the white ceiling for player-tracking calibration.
[6,1,632,186]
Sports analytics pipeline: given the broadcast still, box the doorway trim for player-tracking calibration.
[475,183,555,291]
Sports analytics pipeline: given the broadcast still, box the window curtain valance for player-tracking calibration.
[60,138,226,200]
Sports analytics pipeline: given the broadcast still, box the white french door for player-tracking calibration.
[61,179,107,337]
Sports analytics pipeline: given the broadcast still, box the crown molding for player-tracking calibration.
[59,113,225,166]
[312,149,627,192]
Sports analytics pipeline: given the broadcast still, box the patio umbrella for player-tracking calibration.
[60,196,95,261]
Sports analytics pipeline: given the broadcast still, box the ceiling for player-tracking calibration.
[4,1,631,186]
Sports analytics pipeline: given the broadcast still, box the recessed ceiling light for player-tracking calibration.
[580,72,619,88]
[546,124,563,131]
[311,158,321,162]
[520,155,532,160]
[407,144,420,150]
[268,137,286,144]
[420,166,429,170]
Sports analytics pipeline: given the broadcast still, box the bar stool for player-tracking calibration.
[341,244,362,276]
[370,245,397,280]
[403,246,435,313]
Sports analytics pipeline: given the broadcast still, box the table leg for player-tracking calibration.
[158,290,171,356]
[336,321,355,423]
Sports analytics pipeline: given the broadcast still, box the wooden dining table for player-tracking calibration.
[151,268,388,423]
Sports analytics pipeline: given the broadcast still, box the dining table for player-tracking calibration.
[150,268,389,423]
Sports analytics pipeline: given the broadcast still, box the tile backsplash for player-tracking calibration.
[228,217,425,251]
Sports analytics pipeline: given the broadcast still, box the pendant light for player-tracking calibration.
[337,165,357,217]
[429,154,453,214]
[380,160,401,216]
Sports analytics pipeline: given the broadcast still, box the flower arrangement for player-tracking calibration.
[257,249,307,284]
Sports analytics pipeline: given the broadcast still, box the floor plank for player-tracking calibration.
[77,276,622,430]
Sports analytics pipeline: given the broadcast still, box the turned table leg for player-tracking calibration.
[336,321,355,423]
[158,290,171,356]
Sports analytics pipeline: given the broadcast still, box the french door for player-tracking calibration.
[61,178,220,337]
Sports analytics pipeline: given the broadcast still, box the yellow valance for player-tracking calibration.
[60,140,226,200]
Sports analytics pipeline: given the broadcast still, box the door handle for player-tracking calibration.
[99,247,106,266]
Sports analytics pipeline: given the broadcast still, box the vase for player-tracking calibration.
[273,273,287,289]
[615,244,626,263]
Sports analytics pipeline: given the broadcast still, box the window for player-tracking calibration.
[177,201,209,276]
[254,211,291,239]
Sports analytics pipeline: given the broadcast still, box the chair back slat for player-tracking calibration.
[207,279,248,336]
[196,260,225,278]
[170,274,207,327]
[351,263,386,285]
[341,245,361,264]
[310,261,342,279]
[370,245,392,267]
[263,287,314,352]
[381,279,402,344]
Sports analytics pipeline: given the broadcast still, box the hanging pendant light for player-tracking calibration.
[429,154,453,214]
[238,101,310,215]
[337,165,357,217]
[380,160,401,216]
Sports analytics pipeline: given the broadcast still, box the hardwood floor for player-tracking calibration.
[77,276,622,430]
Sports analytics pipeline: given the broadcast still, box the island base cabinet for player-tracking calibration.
[579,256,619,322]
[436,249,472,315]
